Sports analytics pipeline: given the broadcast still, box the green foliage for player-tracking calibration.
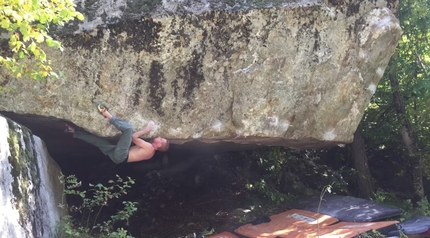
[56,174,137,238]
[361,0,430,196]
[417,197,430,216]
[374,190,414,215]
[357,229,388,238]
[0,0,84,81]
[374,190,430,219]
[245,178,289,204]
[242,147,349,204]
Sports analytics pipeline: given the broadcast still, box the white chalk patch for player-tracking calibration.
[323,129,336,141]
[359,49,368,60]
[324,6,336,19]
[268,116,279,127]
[235,129,243,137]
[367,83,377,95]
[212,121,222,132]
[315,93,322,104]
[168,127,182,136]
[192,132,202,139]
[234,64,257,74]
[376,67,385,77]
[280,120,290,130]
[241,120,250,128]
[376,15,393,29]
[74,17,104,34]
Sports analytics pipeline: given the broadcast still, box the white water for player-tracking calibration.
[34,136,64,237]
[0,116,26,238]
[0,116,64,238]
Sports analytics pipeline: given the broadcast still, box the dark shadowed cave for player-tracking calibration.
[2,111,423,237]
[1,111,277,237]
[0,111,263,180]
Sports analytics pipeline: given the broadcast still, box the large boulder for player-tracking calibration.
[0,115,66,238]
[0,0,402,148]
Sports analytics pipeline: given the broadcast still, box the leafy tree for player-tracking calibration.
[361,0,430,203]
[0,0,84,81]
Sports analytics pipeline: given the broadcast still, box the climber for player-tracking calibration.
[64,102,169,164]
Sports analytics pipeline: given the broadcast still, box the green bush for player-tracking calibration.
[56,175,137,238]
[417,197,430,216]
[243,147,349,203]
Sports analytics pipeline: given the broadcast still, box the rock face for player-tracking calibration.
[0,116,65,238]
[0,0,401,148]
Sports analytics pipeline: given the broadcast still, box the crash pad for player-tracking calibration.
[234,209,397,238]
[289,194,402,222]
[387,216,430,236]
[234,209,339,237]
[316,221,398,238]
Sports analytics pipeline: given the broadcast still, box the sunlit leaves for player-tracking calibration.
[363,0,430,178]
[0,0,84,80]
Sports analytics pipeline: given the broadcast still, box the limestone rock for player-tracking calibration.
[0,116,66,238]
[0,0,402,148]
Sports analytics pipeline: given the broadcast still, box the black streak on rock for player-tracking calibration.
[171,79,179,110]
[121,18,162,53]
[61,18,162,54]
[177,49,205,111]
[206,10,251,59]
[148,61,166,116]
[61,28,104,48]
[93,74,101,99]
[346,3,360,17]
[313,29,321,52]
[328,0,346,6]
[170,17,191,49]
[133,77,144,107]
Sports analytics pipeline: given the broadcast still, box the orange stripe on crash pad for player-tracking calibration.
[234,209,339,238]
[270,220,399,238]
[235,209,398,238]
[317,221,399,238]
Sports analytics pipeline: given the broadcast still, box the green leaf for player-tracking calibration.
[50,71,59,78]
[19,24,29,41]
[1,0,85,80]
[60,9,69,18]
[12,12,23,23]
[28,42,36,52]
[0,20,10,29]
[77,13,85,21]
[34,32,44,43]
[46,38,55,47]
[39,13,47,24]
[32,0,39,10]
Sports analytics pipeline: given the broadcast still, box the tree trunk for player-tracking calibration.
[351,129,375,199]
[389,73,425,203]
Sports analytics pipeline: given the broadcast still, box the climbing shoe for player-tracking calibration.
[95,102,108,114]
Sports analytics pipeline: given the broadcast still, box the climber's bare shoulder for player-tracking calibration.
[127,139,155,162]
